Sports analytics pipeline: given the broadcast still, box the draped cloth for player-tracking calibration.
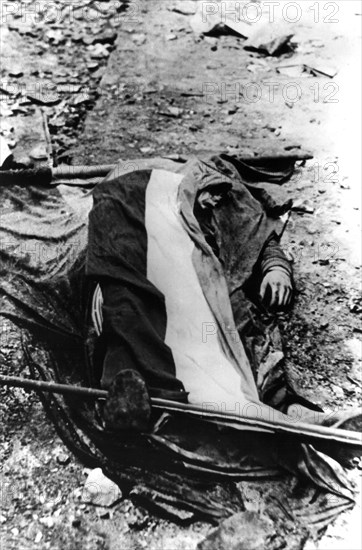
[0,155,356,540]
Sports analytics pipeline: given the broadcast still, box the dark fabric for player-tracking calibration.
[86,169,186,399]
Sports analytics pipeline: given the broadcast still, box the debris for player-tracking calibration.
[46,30,64,45]
[8,69,24,78]
[81,468,122,507]
[347,375,360,389]
[159,106,184,118]
[181,90,204,97]
[56,451,71,465]
[26,92,61,107]
[197,511,275,550]
[96,507,111,519]
[7,101,29,115]
[190,2,251,37]
[29,145,49,163]
[284,145,301,151]
[330,384,345,399]
[84,29,117,46]
[292,199,315,214]
[277,64,337,78]
[166,33,178,41]
[139,146,154,154]
[72,517,81,528]
[0,103,14,117]
[127,506,150,530]
[6,137,17,149]
[96,29,117,45]
[244,23,294,56]
[71,93,91,106]
[349,295,362,314]
[39,516,55,528]
[132,33,147,46]
[88,43,110,59]
[204,36,218,50]
[169,1,197,15]
[247,61,271,74]
[307,64,338,78]
[8,22,38,37]
[277,65,309,78]
[0,84,18,97]
[190,5,223,36]
[87,61,100,71]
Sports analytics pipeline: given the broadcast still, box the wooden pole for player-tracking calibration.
[0,152,314,186]
[1,374,361,448]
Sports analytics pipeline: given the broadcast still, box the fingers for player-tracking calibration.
[260,272,293,309]
[260,279,267,300]
[273,283,293,308]
[279,285,287,306]
[285,286,292,306]
[269,283,278,307]
[278,284,293,307]
[260,278,293,308]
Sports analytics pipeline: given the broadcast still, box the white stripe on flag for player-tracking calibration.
[145,169,252,410]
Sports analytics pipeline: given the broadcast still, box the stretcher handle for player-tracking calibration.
[0,152,314,186]
[0,374,361,448]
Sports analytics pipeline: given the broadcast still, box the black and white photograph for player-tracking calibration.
[0,1,361,549]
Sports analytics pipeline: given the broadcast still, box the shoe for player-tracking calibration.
[103,369,151,432]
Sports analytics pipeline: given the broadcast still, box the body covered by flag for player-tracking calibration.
[86,156,292,415]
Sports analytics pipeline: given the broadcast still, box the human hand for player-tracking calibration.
[260,269,293,308]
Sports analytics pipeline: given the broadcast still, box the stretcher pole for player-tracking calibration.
[0,374,361,449]
[0,152,314,186]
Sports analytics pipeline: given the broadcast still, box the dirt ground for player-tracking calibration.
[0,1,361,549]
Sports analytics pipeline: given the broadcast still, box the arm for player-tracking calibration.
[259,236,293,308]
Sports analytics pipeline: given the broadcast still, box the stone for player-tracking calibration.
[197,511,275,550]
[169,1,197,15]
[88,43,110,59]
[81,468,122,507]
[56,452,71,465]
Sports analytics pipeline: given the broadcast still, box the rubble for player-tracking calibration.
[277,64,338,78]
[169,1,197,16]
[197,511,275,550]
[81,468,122,507]
[243,23,294,56]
